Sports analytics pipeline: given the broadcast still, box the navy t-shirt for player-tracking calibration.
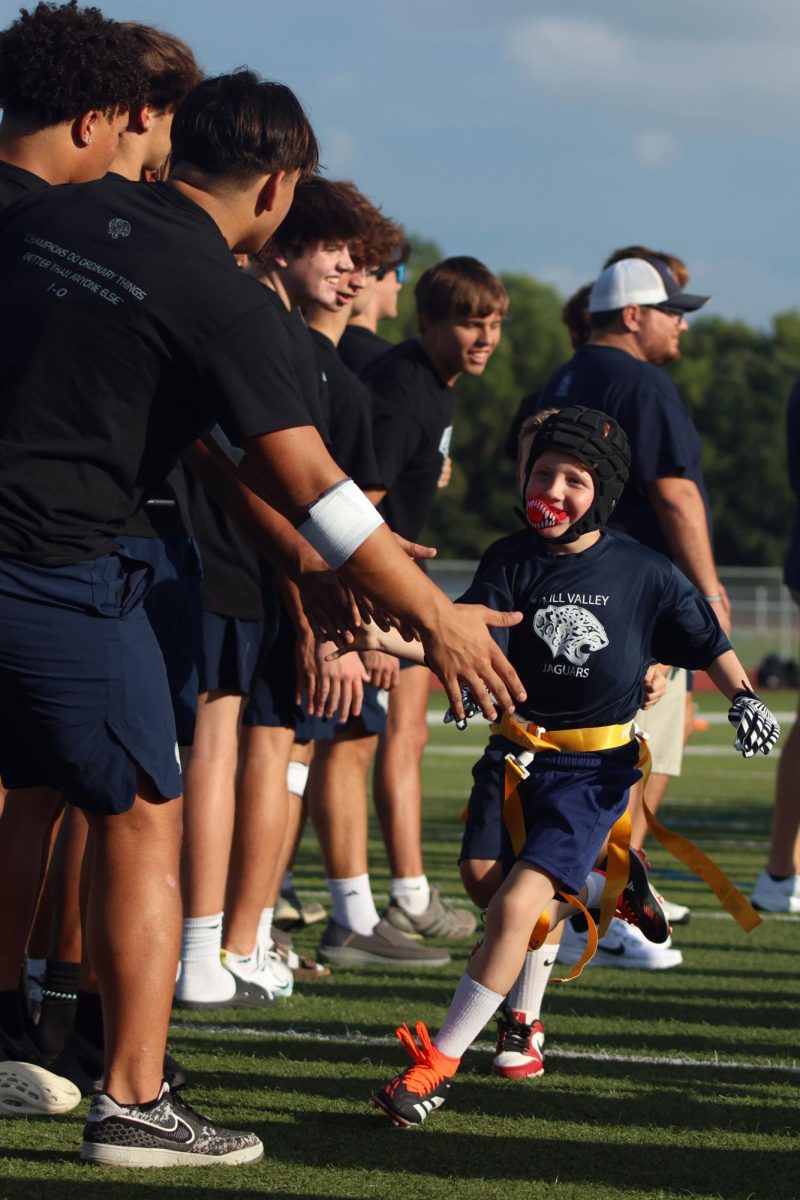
[783,378,800,590]
[458,528,730,730]
[363,339,454,541]
[537,345,712,558]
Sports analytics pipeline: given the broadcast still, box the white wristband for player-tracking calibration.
[298,478,384,570]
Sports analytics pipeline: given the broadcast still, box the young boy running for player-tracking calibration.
[345,405,779,1125]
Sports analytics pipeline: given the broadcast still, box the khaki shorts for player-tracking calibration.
[635,667,687,777]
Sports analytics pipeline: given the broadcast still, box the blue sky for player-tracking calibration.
[4,0,800,326]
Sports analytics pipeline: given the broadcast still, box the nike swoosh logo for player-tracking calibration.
[543,959,555,967]
[123,1115,195,1144]
[598,944,626,957]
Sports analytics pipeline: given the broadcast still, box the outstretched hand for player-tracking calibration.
[422,604,525,723]
[727,687,780,758]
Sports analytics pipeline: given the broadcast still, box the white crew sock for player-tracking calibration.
[176,913,236,1003]
[257,906,275,952]
[434,971,505,1060]
[286,760,309,797]
[328,874,380,935]
[506,945,556,1022]
[390,874,431,915]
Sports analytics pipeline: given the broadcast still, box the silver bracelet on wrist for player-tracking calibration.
[703,593,723,603]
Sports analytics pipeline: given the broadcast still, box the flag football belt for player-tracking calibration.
[492,712,761,982]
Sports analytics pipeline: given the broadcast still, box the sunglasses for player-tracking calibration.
[368,263,406,283]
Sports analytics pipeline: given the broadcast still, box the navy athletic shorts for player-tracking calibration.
[200,610,264,695]
[460,736,641,894]
[0,553,182,815]
[116,535,203,746]
[243,616,388,738]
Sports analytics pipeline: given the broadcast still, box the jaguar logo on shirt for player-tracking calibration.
[533,604,609,668]
[108,218,132,240]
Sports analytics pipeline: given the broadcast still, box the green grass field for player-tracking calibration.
[1,692,798,1200]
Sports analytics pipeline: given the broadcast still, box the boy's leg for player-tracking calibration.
[373,861,559,1125]
[85,784,182,1103]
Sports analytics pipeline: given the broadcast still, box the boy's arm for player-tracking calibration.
[707,649,781,758]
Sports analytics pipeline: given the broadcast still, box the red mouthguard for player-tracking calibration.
[527,495,569,530]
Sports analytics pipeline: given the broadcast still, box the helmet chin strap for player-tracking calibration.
[526,494,569,531]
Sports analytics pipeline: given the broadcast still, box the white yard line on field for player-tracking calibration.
[170,1021,800,1075]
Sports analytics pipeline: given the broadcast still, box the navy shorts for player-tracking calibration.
[0,553,182,815]
[116,535,203,746]
[201,610,264,695]
[460,736,641,894]
[243,617,388,739]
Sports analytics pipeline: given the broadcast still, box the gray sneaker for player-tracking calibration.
[81,1082,263,1168]
[384,885,478,941]
[317,918,451,968]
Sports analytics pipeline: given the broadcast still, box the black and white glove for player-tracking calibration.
[727,687,780,758]
[443,686,481,731]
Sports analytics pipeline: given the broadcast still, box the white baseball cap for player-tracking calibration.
[589,257,709,314]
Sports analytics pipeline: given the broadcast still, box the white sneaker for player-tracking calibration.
[751,870,800,913]
[557,916,683,970]
[660,896,691,925]
[0,1061,81,1116]
[222,943,294,999]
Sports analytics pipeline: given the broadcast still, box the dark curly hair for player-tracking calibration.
[171,70,319,184]
[0,2,144,124]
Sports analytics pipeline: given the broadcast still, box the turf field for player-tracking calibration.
[1,691,798,1199]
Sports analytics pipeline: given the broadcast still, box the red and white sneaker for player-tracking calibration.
[491,1005,545,1079]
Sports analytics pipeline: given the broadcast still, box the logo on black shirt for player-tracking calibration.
[108,218,131,240]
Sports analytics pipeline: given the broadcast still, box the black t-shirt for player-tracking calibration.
[0,160,48,214]
[0,177,314,566]
[187,290,330,620]
[339,324,391,374]
[120,467,195,540]
[363,339,455,541]
[459,528,730,730]
[309,328,379,486]
[537,345,712,558]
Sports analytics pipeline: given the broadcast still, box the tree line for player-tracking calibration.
[381,237,799,567]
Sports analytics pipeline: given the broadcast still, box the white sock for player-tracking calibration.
[391,874,430,915]
[222,944,259,976]
[286,760,309,797]
[176,913,235,1003]
[434,971,505,1060]
[583,869,606,911]
[328,874,380,935]
[506,945,556,1022]
[257,906,275,951]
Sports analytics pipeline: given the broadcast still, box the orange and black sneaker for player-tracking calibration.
[373,1022,460,1126]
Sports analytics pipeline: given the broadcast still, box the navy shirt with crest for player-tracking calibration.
[458,528,730,730]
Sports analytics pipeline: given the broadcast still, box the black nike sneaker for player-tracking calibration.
[80,1081,263,1167]
[372,1022,459,1127]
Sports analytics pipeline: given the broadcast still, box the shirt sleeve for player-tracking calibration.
[650,564,732,669]
[196,303,314,446]
[456,540,518,656]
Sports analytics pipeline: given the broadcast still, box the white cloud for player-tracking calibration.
[634,130,678,168]
[507,14,800,132]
